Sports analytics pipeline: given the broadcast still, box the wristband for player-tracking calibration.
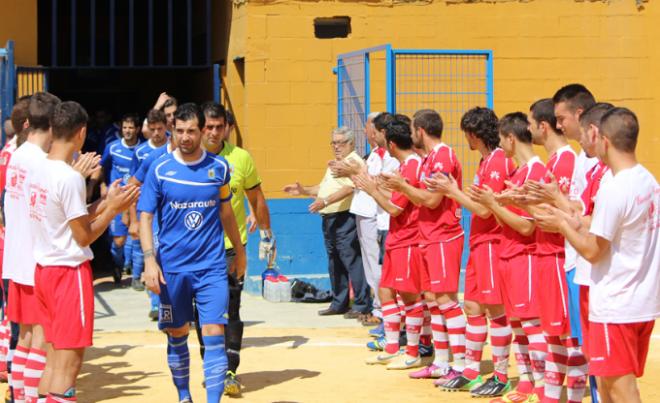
[144,249,155,259]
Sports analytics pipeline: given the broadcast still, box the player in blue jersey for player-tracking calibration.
[126,109,170,292]
[99,113,142,284]
[138,103,246,403]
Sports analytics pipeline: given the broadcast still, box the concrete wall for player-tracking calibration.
[225,0,660,197]
[0,0,37,65]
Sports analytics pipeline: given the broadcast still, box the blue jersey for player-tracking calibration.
[101,139,140,185]
[134,143,172,183]
[137,151,232,273]
[130,140,162,176]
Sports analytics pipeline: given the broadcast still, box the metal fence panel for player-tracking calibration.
[392,49,493,189]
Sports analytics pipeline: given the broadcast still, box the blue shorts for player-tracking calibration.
[158,268,228,330]
[565,268,583,344]
[109,213,128,237]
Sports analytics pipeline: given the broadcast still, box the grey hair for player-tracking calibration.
[367,112,381,121]
[332,126,355,144]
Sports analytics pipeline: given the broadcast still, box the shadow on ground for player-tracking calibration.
[243,335,309,349]
[77,345,162,401]
[238,369,321,394]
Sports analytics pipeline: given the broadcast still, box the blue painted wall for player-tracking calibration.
[243,197,472,295]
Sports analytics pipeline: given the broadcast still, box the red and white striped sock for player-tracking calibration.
[382,300,401,354]
[24,348,47,403]
[427,301,450,369]
[0,320,9,373]
[440,301,466,372]
[463,314,487,380]
[489,314,512,383]
[564,337,588,403]
[521,318,547,398]
[404,300,424,357]
[12,344,30,403]
[396,294,406,331]
[544,334,567,403]
[420,303,432,346]
[510,318,534,393]
[46,394,76,402]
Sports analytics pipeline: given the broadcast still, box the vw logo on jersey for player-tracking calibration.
[184,211,204,231]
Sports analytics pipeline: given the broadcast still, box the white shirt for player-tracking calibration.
[29,159,94,267]
[565,150,598,273]
[2,142,47,285]
[349,148,399,229]
[588,164,660,323]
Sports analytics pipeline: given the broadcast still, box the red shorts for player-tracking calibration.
[419,235,464,293]
[7,281,42,325]
[588,321,654,377]
[380,245,423,294]
[498,253,539,319]
[35,262,94,349]
[464,241,503,305]
[536,254,570,336]
[580,285,590,356]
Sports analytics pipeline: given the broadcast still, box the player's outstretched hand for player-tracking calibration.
[107,180,141,214]
[379,171,405,191]
[424,172,456,195]
[283,182,304,196]
[230,248,247,279]
[72,152,101,179]
[246,214,258,233]
[144,259,165,294]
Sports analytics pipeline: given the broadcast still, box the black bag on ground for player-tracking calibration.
[290,279,332,303]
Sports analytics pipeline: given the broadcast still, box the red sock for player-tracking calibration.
[0,320,9,372]
[46,394,76,402]
[382,301,401,354]
[404,301,424,357]
[521,318,546,399]
[564,337,588,403]
[24,348,47,403]
[489,314,512,383]
[428,302,449,367]
[510,319,533,393]
[420,303,432,345]
[440,302,466,372]
[396,295,406,330]
[463,314,487,380]
[12,344,30,402]
[544,335,567,403]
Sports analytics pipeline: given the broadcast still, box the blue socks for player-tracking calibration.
[131,238,144,280]
[123,238,133,269]
[167,334,191,401]
[110,240,125,268]
[202,335,228,403]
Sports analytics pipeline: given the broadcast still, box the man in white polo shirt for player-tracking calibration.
[540,107,660,403]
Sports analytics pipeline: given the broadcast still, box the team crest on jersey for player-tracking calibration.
[558,176,571,191]
[159,304,173,323]
[184,211,204,231]
[490,171,500,181]
[208,168,216,179]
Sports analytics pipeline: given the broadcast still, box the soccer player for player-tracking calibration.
[355,118,424,370]
[470,112,548,402]
[128,109,177,319]
[98,113,142,284]
[527,98,590,403]
[538,107,659,403]
[29,101,139,402]
[381,109,466,384]
[139,103,246,403]
[3,92,60,403]
[424,107,514,397]
[199,102,275,395]
[126,109,170,293]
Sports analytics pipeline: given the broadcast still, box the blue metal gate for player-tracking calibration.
[336,45,493,189]
[0,41,16,143]
[0,40,50,145]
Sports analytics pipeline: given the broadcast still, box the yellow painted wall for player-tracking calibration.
[222,0,660,197]
[0,0,37,65]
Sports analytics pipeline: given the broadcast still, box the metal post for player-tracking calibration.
[486,50,494,109]
[213,64,221,103]
[71,0,77,66]
[385,45,394,113]
[364,52,371,154]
